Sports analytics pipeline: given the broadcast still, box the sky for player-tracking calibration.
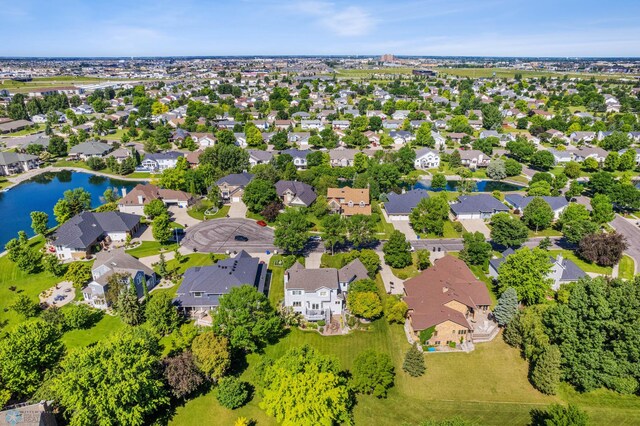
[1,0,640,57]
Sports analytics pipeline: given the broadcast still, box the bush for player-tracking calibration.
[216,377,250,409]
[63,304,101,330]
[351,350,395,398]
[317,320,326,327]
[452,221,464,233]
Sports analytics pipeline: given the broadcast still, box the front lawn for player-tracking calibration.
[527,228,563,238]
[548,249,613,275]
[390,252,421,280]
[618,255,635,280]
[126,241,175,258]
[187,202,229,221]
[417,220,462,239]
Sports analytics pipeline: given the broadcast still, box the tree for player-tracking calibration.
[216,377,250,409]
[274,210,309,254]
[42,253,65,276]
[409,193,449,236]
[145,293,180,336]
[64,262,91,289]
[343,249,381,277]
[604,152,620,171]
[449,150,462,168]
[351,350,395,398]
[600,131,631,151]
[47,135,68,157]
[191,331,231,381]
[431,173,447,190]
[30,211,49,236]
[152,213,173,242]
[530,151,555,170]
[578,232,627,266]
[582,157,599,172]
[116,284,144,326]
[522,197,554,232]
[486,159,506,180]
[348,291,383,319]
[383,230,412,268]
[63,304,99,330]
[558,203,590,228]
[321,214,346,254]
[261,201,283,222]
[530,404,589,426]
[530,345,561,395]
[144,199,167,218]
[415,122,435,147]
[53,188,91,223]
[385,297,408,324]
[416,249,431,270]
[162,351,205,399]
[563,162,582,179]
[562,219,599,244]
[212,285,281,352]
[347,214,377,248]
[493,287,518,327]
[49,328,169,426]
[481,104,502,130]
[0,320,63,397]
[565,180,584,200]
[618,149,636,171]
[459,231,491,266]
[490,212,529,248]
[260,345,351,426]
[527,180,551,196]
[242,179,278,214]
[590,194,614,224]
[10,294,40,318]
[4,231,42,274]
[504,158,522,177]
[497,247,553,305]
[403,343,425,377]
[157,252,168,276]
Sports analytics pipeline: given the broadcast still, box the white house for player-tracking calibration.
[138,151,183,172]
[414,148,441,169]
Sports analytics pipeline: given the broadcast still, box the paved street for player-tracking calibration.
[181,218,275,253]
[610,215,640,273]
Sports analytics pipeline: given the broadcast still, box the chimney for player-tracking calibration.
[121,187,127,197]
[138,195,144,204]
[556,254,564,268]
[442,286,448,293]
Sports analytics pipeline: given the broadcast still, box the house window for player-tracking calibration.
[193,292,203,298]
[359,201,365,207]
[293,301,302,307]
[291,290,302,295]
[311,303,319,310]
[434,341,440,345]
[319,291,328,297]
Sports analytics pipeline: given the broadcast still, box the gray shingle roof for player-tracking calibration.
[216,172,254,187]
[53,211,141,249]
[69,141,112,156]
[505,194,568,212]
[275,180,317,206]
[0,152,38,166]
[384,189,430,215]
[450,194,509,215]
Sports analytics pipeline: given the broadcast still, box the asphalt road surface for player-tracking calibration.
[610,215,640,273]
[182,218,276,253]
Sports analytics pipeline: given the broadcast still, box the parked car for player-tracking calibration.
[256,220,267,227]
[234,235,249,242]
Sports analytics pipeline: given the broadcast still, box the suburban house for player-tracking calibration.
[138,151,184,172]
[68,141,113,160]
[281,149,310,170]
[450,194,510,220]
[118,183,194,216]
[327,187,371,216]
[248,149,274,167]
[404,255,494,348]
[489,248,587,291]
[82,249,157,309]
[549,149,574,164]
[51,211,141,260]
[459,149,490,169]
[283,258,369,322]
[275,180,317,207]
[572,146,608,164]
[505,194,568,219]
[414,148,441,169]
[383,189,430,221]
[0,119,33,134]
[173,251,267,317]
[0,152,40,176]
[216,172,254,203]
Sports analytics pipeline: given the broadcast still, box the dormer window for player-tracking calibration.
[359,201,365,207]
[193,292,203,298]
[348,201,354,207]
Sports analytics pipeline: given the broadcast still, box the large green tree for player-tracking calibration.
[145,292,181,336]
[490,212,529,248]
[459,231,492,266]
[191,330,231,381]
[383,230,412,268]
[409,193,449,236]
[351,350,395,398]
[321,214,346,254]
[242,179,278,213]
[274,209,309,254]
[30,211,49,236]
[522,197,554,232]
[497,247,553,305]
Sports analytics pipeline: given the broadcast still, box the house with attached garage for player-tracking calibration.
[138,151,184,172]
[51,211,141,261]
[489,248,586,291]
[383,189,430,221]
[414,148,441,169]
[572,146,608,165]
[505,194,568,219]
[383,120,402,130]
[118,183,194,216]
[284,258,369,322]
[327,186,371,216]
[459,149,490,169]
[569,131,596,144]
[450,194,509,220]
[549,149,573,164]
[173,251,267,318]
[216,172,254,203]
[300,119,322,130]
[275,180,317,207]
[0,152,40,176]
[280,149,310,170]
[404,255,495,348]
[82,248,157,309]
[68,141,113,160]
[248,149,274,167]
[389,130,415,146]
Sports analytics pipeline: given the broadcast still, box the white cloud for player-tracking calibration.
[286,1,375,37]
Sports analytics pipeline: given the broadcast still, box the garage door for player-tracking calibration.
[232,197,241,202]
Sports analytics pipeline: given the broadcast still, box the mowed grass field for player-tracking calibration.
[0,76,106,92]
[435,67,635,80]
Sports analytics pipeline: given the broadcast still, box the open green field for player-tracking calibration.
[334,67,415,79]
[61,314,125,350]
[435,67,635,80]
[0,76,129,93]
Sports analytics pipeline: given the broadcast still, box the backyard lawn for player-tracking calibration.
[267,255,285,307]
[618,255,635,280]
[548,249,613,275]
[61,314,125,350]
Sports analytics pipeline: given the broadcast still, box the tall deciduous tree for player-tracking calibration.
[383,230,412,268]
[459,231,492,266]
[578,232,627,266]
[351,350,395,398]
[274,209,309,254]
[145,293,180,336]
[497,247,553,305]
[490,212,529,248]
[30,211,49,236]
[522,197,554,232]
[347,214,377,248]
[191,330,231,381]
[162,351,205,399]
[242,179,278,213]
[321,214,346,254]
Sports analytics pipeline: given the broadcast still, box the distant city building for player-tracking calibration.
[380,53,396,62]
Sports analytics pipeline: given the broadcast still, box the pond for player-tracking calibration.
[413,179,524,192]
[0,170,141,247]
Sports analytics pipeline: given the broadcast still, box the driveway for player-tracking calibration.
[376,251,404,295]
[306,251,322,268]
[459,219,491,238]
[182,218,275,253]
[228,200,248,218]
[168,205,200,228]
[390,219,418,240]
[610,215,640,273]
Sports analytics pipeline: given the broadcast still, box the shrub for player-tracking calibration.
[216,377,250,409]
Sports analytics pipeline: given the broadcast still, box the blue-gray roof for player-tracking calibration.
[505,195,568,212]
[53,211,141,249]
[173,251,266,309]
[216,172,254,187]
[144,151,184,161]
[280,149,311,159]
[450,194,509,215]
[384,189,430,215]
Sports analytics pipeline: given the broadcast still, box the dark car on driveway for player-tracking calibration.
[234,235,249,242]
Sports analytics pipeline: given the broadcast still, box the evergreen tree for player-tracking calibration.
[141,275,149,299]
[158,253,168,276]
[493,287,518,327]
[530,345,561,395]
[403,343,425,377]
